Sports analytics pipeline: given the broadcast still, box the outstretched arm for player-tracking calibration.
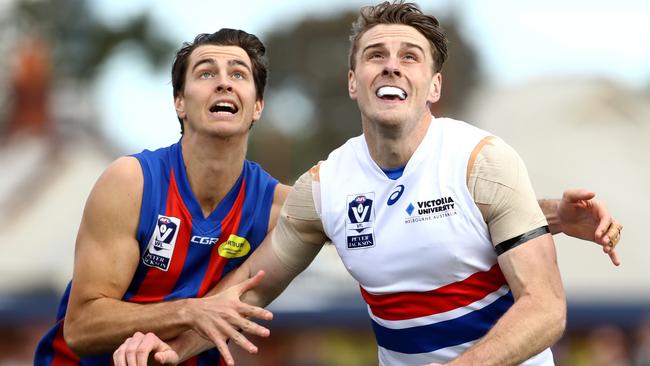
[539,189,623,265]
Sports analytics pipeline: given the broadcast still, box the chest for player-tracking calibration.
[324,170,495,293]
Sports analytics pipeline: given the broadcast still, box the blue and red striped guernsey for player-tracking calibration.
[35,141,278,365]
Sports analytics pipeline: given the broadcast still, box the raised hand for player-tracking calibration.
[557,189,623,266]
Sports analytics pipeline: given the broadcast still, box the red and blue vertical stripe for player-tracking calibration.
[35,141,278,365]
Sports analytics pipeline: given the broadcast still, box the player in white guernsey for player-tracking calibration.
[111,2,624,365]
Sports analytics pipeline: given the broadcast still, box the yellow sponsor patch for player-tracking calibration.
[217,235,251,258]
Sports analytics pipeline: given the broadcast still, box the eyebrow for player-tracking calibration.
[362,42,426,55]
[362,42,386,54]
[190,58,252,73]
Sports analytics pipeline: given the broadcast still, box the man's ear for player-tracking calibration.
[174,94,186,120]
[348,70,358,100]
[427,72,442,104]
[253,98,264,121]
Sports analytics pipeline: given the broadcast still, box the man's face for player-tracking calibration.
[348,24,441,128]
[175,45,263,138]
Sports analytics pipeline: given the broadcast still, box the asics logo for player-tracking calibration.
[387,185,405,206]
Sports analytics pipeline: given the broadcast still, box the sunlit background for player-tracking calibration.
[0,0,649,365]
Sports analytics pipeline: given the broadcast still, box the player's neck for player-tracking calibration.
[180,133,247,218]
[362,113,431,169]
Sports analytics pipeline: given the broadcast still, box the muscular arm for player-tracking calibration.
[64,157,194,355]
[65,157,272,359]
[449,234,566,366]
[443,138,566,365]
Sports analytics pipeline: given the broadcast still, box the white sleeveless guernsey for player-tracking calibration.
[318,117,554,365]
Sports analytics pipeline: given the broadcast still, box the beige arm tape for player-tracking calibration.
[467,138,547,247]
[270,170,327,273]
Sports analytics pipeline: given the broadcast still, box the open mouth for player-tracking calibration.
[209,101,239,114]
[376,86,407,101]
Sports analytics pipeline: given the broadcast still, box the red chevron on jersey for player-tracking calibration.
[198,179,246,296]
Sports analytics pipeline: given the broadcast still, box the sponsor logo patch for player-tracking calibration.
[143,215,181,271]
[217,234,251,258]
[346,193,375,249]
[191,235,219,245]
[404,196,458,224]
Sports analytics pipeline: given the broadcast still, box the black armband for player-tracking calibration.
[494,226,550,255]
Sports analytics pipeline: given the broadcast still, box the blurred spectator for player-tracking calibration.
[586,325,632,366]
[4,35,51,139]
[633,318,650,366]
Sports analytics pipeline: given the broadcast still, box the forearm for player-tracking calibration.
[538,199,561,234]
[65,297,196,356]
[450,293,565,366]
[238,226,317,307]
[168,330,214,363]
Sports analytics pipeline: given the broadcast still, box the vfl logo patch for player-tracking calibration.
[346,193,375,249]
[387,185,405,206]
[218,235,251,258]
[143,215,181,271]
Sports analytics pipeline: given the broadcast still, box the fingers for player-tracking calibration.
[113,332,151,366]
[154,350,180,365]
[237,314,271,337]
[199,317,259,365]
[213,337,235,366]
[240,302,273,323]
[113,332,176,366]
[236,270,266,296]
[600,219,622,266]
[605,221,623,250]
[607,248,621,267]
[213,316,259,353]
[562,188,595,203]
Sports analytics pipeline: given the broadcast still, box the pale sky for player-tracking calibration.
[89,0,650,152]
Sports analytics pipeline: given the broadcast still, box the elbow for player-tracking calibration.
[547,295,567,343]
[63,316,92,357]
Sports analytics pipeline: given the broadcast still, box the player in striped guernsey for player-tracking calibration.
[34,29,289,366]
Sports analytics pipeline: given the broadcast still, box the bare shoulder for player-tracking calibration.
[81,156,143,237]
[96,156,143,193]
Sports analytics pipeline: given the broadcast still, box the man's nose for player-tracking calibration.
[215,76,233,93]
[382,58,402,77]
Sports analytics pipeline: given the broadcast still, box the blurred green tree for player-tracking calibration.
[13,0,174,79]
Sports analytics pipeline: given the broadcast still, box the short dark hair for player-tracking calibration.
[171,29,268,133]
[348,1,448,73]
